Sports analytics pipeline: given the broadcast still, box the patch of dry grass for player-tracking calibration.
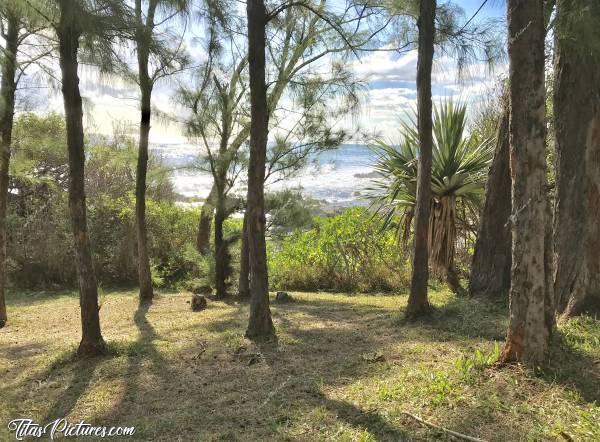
[0,289,598,441]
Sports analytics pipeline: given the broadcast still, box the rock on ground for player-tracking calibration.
[191,294,207,311]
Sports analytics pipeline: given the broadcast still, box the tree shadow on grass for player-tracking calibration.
[42,352,103,422]
[5,290,79,307]
[94,299,180,436]
[318,396,417,441]
[540,332,600,404]
[390,296,509,342]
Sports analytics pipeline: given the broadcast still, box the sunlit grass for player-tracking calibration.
[0,289,598,441]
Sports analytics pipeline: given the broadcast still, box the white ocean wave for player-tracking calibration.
[152,142,377,207]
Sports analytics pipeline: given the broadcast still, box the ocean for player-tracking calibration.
[150,142,378,208]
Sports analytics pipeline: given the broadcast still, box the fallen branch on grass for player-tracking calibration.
[401,412,488,442]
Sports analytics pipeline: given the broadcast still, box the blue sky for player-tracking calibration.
[460,0,504,16]
[34,0,508,142]
[349,0,507,137]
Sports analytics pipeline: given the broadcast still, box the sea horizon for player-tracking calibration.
[150,142,379,209]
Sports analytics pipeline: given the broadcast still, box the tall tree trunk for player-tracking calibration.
[238,211,250,299]
[245,0,274,338]
[215,162,230,298]
[553,0,600,319]
[500,0,553,365]
[0,13,19,329]
[57,0,105,356]
[469,106,512,298]
[406,0,436,319]
[136,83,154,301]
[135,1,156,302]
[197,185,215,255]
[213,94,234,298]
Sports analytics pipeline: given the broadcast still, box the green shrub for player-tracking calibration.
[8,113,202,289]
[89,196,203,288]
[268,208,410,292]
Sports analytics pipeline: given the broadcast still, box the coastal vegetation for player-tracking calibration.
[1,0,599,440]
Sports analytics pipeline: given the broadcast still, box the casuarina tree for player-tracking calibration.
[405,0,436,318]
[500,0,554,365]
[132,0,189,302]
[553,0,600,319]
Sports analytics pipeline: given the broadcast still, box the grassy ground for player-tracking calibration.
[0,289,598,441]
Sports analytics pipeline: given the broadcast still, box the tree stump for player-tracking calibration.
[191,294,207,311]
[275,291,293,303]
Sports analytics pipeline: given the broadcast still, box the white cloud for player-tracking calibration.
[353,49,418,82]
[351,49,507,137]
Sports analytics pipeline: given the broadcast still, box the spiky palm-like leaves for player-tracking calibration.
[370,101,493,283]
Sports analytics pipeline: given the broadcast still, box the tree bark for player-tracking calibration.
[469,106,512,298]
[500,0,553,366]
[213,81,235,298]
[245,0,274,338]
[135,0,157,301]
[238,211,250,299]
[136,84,154,301]
[553,0,600,319]
[406,0,436,319]
[57,0,105,356]
[214,194,227,298]
[197,185,215,255]
[0,13,19,329]
[445,265,466,297]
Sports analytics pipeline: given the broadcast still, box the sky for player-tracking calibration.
[354,0,507,138]
[19,0,508,144]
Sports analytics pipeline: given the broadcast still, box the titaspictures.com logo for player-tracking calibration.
[7,418,136,440]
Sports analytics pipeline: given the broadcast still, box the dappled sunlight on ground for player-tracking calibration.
[1,290,598,441]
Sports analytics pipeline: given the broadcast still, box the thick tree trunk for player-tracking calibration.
[238,211,250,299]
[500,0,553,366]
[553,0,600,319]
[57,0,105,356]
[245,0,274,338]
[0,14,19,329]
[406,0,435,319]
[469,106,512,298]
[197,185,216,255]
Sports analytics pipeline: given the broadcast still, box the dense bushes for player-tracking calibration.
[9,114,409,294]
[7,113,202,289]
[88,196,203,287]
[269,208,410,292]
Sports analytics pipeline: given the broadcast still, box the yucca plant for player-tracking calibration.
[369,100,493,294]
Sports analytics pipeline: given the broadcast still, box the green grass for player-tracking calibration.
[0,289,598,441]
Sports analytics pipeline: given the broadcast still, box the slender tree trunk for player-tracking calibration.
[214,182,227,298]
[553,0,600,319]
[238,211,250,299]
[406,0,436,319]
[57,0,105,356]
[0,14,19,329]
[197,185,215,255]
[245,0,274,338]
[500,0,553,366]
[213,94,234,298]
[136,83,154,301]
[469,106,512,298]
[135,2,156,302]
